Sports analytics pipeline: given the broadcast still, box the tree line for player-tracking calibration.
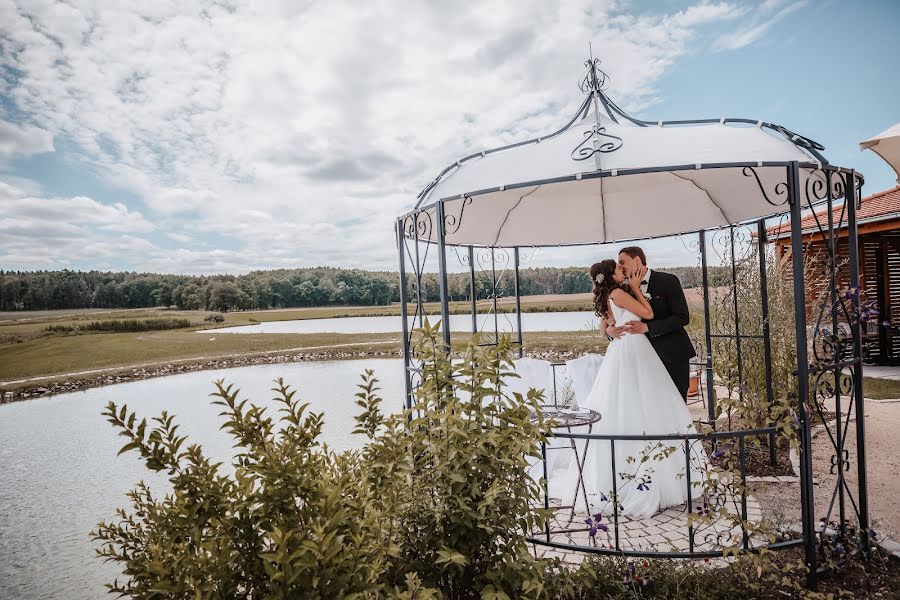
[0,265,730,312]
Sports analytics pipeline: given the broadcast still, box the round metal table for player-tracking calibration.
[533,407,601,518]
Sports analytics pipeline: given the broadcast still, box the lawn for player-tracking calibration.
[862,376,900,400]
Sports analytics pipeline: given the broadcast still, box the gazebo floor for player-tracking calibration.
[530,494,764,566]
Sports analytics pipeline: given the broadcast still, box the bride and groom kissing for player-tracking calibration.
[551,246,709,520]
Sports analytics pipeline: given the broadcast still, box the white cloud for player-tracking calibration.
[713,1,807,51]
[1,0,752,273]
[0,119,54,158]
[0,180,160,269]
[0,182,155,234]
[166,232,192,243]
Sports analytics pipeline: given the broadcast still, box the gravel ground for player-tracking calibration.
[749,398,900,544]
[811,398,900,540]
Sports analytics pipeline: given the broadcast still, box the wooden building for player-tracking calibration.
[766,186,900,365]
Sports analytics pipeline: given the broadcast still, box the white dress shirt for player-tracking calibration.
[641,268,652,297]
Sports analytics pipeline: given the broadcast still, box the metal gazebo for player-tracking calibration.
[394,59,869,584]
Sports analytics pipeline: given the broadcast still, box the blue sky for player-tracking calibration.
[1,0,898,274]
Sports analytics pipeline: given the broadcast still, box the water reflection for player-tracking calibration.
[0,359,404,600]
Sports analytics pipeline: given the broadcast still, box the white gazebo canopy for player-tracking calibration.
[406,60,840,247]
[860,122,900,184]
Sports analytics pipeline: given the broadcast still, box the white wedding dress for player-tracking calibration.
[549,299,709,519]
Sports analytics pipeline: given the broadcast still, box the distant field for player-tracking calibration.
[0,294,598,384]
[0,290,713,385]
[0,288,707,326]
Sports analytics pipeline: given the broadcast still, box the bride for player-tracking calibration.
[550,259,709,520]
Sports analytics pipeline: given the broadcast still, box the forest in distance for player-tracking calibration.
[0,265,731,313]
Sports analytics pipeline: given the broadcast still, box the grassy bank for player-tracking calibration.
[0,295,602,384]
[862,377,900,400]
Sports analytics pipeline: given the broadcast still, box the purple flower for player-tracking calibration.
[869,529,879,540]
[593,512,603,522]
[712,449,725,459]
[637,482,650,492]
[792,410,801,429]
[599,493,608,502]
[597,522,609,532]
[833,544,844,555]
[883,321,891,328]
[584,517,598,538]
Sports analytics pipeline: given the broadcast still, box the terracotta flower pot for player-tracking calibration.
[687,372,701,397]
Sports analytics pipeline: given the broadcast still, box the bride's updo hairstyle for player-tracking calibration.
[590,259,619,319]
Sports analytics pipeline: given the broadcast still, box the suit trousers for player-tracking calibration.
[661,357,690,402]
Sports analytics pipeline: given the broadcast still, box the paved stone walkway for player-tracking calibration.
[530,493,763,565]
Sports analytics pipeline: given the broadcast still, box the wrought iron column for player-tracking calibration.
[788,161,818,586]
[757,219,777,464]
[468,246,477,334]
[699,230,716,424]
[436,202,452,348]
[397,220,413,409]
[730,226,744,403]
[826,170,847,535]
[846,171,870,553]
[514,247,524,357]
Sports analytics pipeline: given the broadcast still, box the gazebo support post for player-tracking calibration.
[846,171,871,555]
[825,171,848,537]
[468,246,477,335]
[699,230,717,426]
[757,219,777,465]
[436,202,452,348]
[514,247,524,358]
[412,213,424,329]
[730,226,745,405]
[397,220,413,410]
[788,161,818,586]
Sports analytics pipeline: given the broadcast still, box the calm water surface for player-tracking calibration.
[0,359,405,600]
[200,310,599,334]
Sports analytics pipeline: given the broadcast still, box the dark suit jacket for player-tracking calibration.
[644,270,696,365]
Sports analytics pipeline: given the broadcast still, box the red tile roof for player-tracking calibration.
[765,186,900,239]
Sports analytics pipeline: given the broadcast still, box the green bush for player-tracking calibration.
[93,322,550,598]
[46,318,193,334]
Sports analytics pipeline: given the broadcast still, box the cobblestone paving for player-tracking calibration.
[530,493,763,566]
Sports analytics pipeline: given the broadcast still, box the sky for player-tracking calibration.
[1,0,898,275]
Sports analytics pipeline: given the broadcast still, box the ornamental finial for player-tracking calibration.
[580,45,609,95]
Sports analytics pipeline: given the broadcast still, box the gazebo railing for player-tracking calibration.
[528,426,789,559]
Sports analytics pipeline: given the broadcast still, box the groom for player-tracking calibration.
[606,246,696,401]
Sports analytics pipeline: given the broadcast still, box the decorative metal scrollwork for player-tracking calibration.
[474,248,516,342]
[443,196,472,235]
[830,449,850,475]
[579,57,609,94]
[452,246,470,267]
[572,125,623,161]
[742,166,789,207]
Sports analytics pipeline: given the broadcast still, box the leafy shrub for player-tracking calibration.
[93,322,551,598]
[46,318,193,334]
[203,313,226,323]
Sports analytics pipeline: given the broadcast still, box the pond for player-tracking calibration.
[200,310,599,334]
[0,359,405,600]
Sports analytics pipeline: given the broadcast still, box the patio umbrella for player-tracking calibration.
[860,122,900,184]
